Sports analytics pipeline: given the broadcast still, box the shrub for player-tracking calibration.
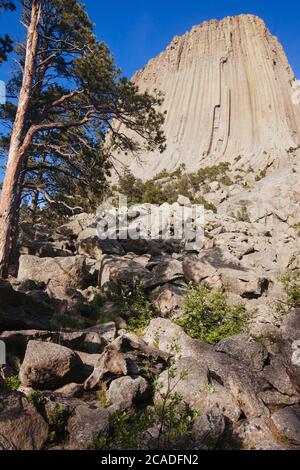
[110,282,154,332]
[176,285,247,344]
[232,205,250,222]
[5,375,21,391]
[116,163,231,208]
[28,390,44,411]
[275,269,300,318]
[86,353,198,450]
[50,313,87,330]
[47,404,68,445]
[75,293,107,321]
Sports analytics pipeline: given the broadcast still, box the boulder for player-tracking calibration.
[46,280,84,311]
[107,375,150,407]
[262,356,299,397]
[144,318,212,359]
[77,227,125,258]
[19,340,86,390]
[53,213,96,240]
[281,308,300,341]
[18,255,89,289]
[145,256,184,288]
[0,392,48,450]
[67,403,117,449]
[216,334,268,372]
[177,194,191,206]
[55,383,84,398]
[155,357,209,411]
[146,322,268,420]
[234,417,288,450]
[271,405,300,445]
[0,279,53,331]
[151,284,185,318]
[20,241,73,258]
[218,267,269,298]
[192,409,226,450]
[1,324,115,359]
[155,357,241,422]
[99,255,151,291]
[183,254,221,287]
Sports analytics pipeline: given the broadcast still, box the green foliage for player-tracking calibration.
[110,282,155,332]
[75,293,107,321]
[47,404,68,445]
[193,196,217,213]
[50,312,87,330]
[1,0,166,229]
[87,356,198,450]
[176,285,247,344]
[117,162,231,209]
[28,390,45,410]
[275,269,300,318]
[232,205,250,222]
[5,375,20,391]
[97,389,108,409]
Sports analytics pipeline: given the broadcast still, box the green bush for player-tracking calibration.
[232,205,250,222]
[87,388,197,450]
[75,293,107,321]
[275,269,300,318]
[117,163,231,208]
[47,404,68,445]
[176,285,247,344]
[110,282,154,332]
[50,312,87,330]
[5,375,21,391]
[28,390,44,410]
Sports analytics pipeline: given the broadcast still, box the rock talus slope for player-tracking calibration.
[115,14,300,179]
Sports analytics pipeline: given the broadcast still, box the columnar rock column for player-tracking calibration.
[114,14,300,179]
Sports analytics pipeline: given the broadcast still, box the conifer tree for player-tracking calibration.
[0,0,165,277]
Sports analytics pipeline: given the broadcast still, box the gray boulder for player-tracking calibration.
[271,405,300,445]
[192,409,226,450]
[18,255,88,289]
[99,255,151,291]
[67,403,117,450]
[144,318,212,359]
[216,334,268,371]
[107,375,150,407]
[19,340,86,390]
[0,392,48,450]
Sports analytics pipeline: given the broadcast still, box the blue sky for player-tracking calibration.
[0,0,299,82]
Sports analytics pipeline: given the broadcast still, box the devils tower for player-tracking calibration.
[115,14,300,179]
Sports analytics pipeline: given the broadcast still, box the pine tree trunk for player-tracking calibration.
[0,1,40,278]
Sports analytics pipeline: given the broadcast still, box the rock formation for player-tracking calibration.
[114,14,300,179]
[1,14,300,452]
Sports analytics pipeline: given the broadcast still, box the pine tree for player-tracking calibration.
[0,0,165,277]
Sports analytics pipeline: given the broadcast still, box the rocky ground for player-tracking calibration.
[0,158,300,450]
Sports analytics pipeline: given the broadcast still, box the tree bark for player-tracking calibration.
[0,0,41,278]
